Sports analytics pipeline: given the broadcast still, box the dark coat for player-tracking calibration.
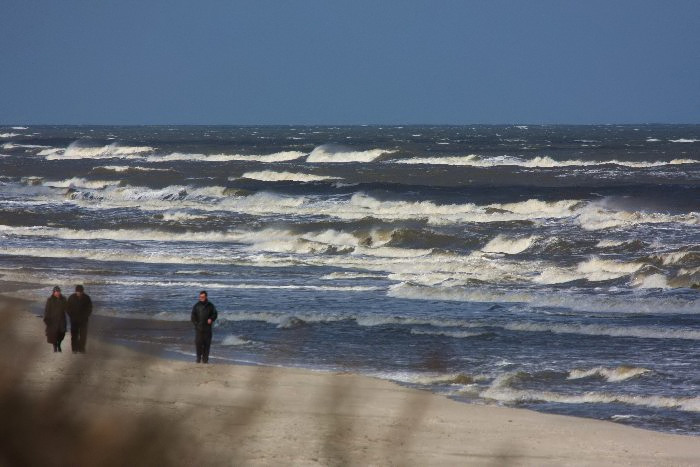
[66,293,92,323]
[44,295,67,344]
[191,300,218,332]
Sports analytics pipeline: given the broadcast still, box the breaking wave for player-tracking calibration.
[306,145,395,163]
[482,235,538,254]
[93,165,174,173]
[42,178,122,190]
[391,154,700,168]
[239,171,341,182]
[567,366,651,382]
[41,142,154,160]
[221,335,253,346]
[145,151,305,163]
[480,384,700,412]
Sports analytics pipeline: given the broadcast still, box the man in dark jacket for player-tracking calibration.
[66,284,92,353]
[44,286,67,352]
[191,290,218,363]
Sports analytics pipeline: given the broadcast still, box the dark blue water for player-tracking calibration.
[1,125,698,434]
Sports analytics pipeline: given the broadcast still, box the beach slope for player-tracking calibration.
[2,300,698,466]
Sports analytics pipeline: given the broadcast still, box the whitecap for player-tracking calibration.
[306,145,395,163]
[239,170,341,182]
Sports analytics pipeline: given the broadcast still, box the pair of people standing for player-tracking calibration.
[43,285,92,353]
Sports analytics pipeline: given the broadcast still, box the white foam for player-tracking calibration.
[595,239,626,248]
[160,211,209,222]
[221,335,252,346]
[482,235,538,254]
[575,257,643,282]
[657,250,698,266]
[370,370,486,386]
[240,171,341,182]
[480,384,700,412]
[669,138,699,143]
[577,202,699,231]
[392,154,699,168]
[0,133,20,138]
[320,271,386,280]
[146,151,305,163]
[410,328,485,339]
[36,148,63,157]
[567,366,650,382]
[95,165,172,172]
[42,178,121,189]
[2,143,51,149]
[43,142,154,160]
[26,181,695,232]
[11,127,28,130]
[631,274,670,289]
[306,145,395,163]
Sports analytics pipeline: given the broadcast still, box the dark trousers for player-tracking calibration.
[53,332,65,352]
[195,329,212,363]
[70,320,89,353]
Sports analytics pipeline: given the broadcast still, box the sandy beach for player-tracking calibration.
[0,293,697,467]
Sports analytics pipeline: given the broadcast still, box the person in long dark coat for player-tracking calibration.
[44,286,67,352]
[66,284,92,353]
[190,290,218,363]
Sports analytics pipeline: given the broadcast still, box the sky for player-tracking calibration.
[2,1,699,125]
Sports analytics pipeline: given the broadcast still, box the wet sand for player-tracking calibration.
[2,293,699,466]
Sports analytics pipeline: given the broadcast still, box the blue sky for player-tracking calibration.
[2,1,698,124]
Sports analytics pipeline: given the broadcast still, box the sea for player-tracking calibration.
[0,124,698,435]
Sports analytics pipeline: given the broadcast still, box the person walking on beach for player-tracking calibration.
[66,284,92,353]
[191,290,217,364]
[44,286,67,352]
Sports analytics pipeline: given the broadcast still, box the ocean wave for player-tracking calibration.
[159,211,210,222]
[480,385,700,412]
[567,366,651,382]
[669,138,699,143]
[93,165,174,173]
[220,311,349,326]
[482,235,538,254]
[2,143,51,150]
[0,133,20,138]
[388,283,700,315]
[42,177,122,190]
[410,328,486,339]
[221,335,253,346]
[93,278,380,292]
[239,170,341,182]
[20,180,698,231]
[630,273,670,289]
[306,144,395,163]
[42,142,154,160]
[145,151,305,163]
[655,250,700,266]
[576,202,699,230]
[391,154,700,168]
[501,321,700,340]
[320,271,387,280]
[371,370,486,386]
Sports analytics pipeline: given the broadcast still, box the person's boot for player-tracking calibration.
[53,344,58,352]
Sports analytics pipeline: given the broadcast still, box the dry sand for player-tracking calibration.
[2,295,699,466]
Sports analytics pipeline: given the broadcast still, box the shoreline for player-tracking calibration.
[2,289,699,465]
